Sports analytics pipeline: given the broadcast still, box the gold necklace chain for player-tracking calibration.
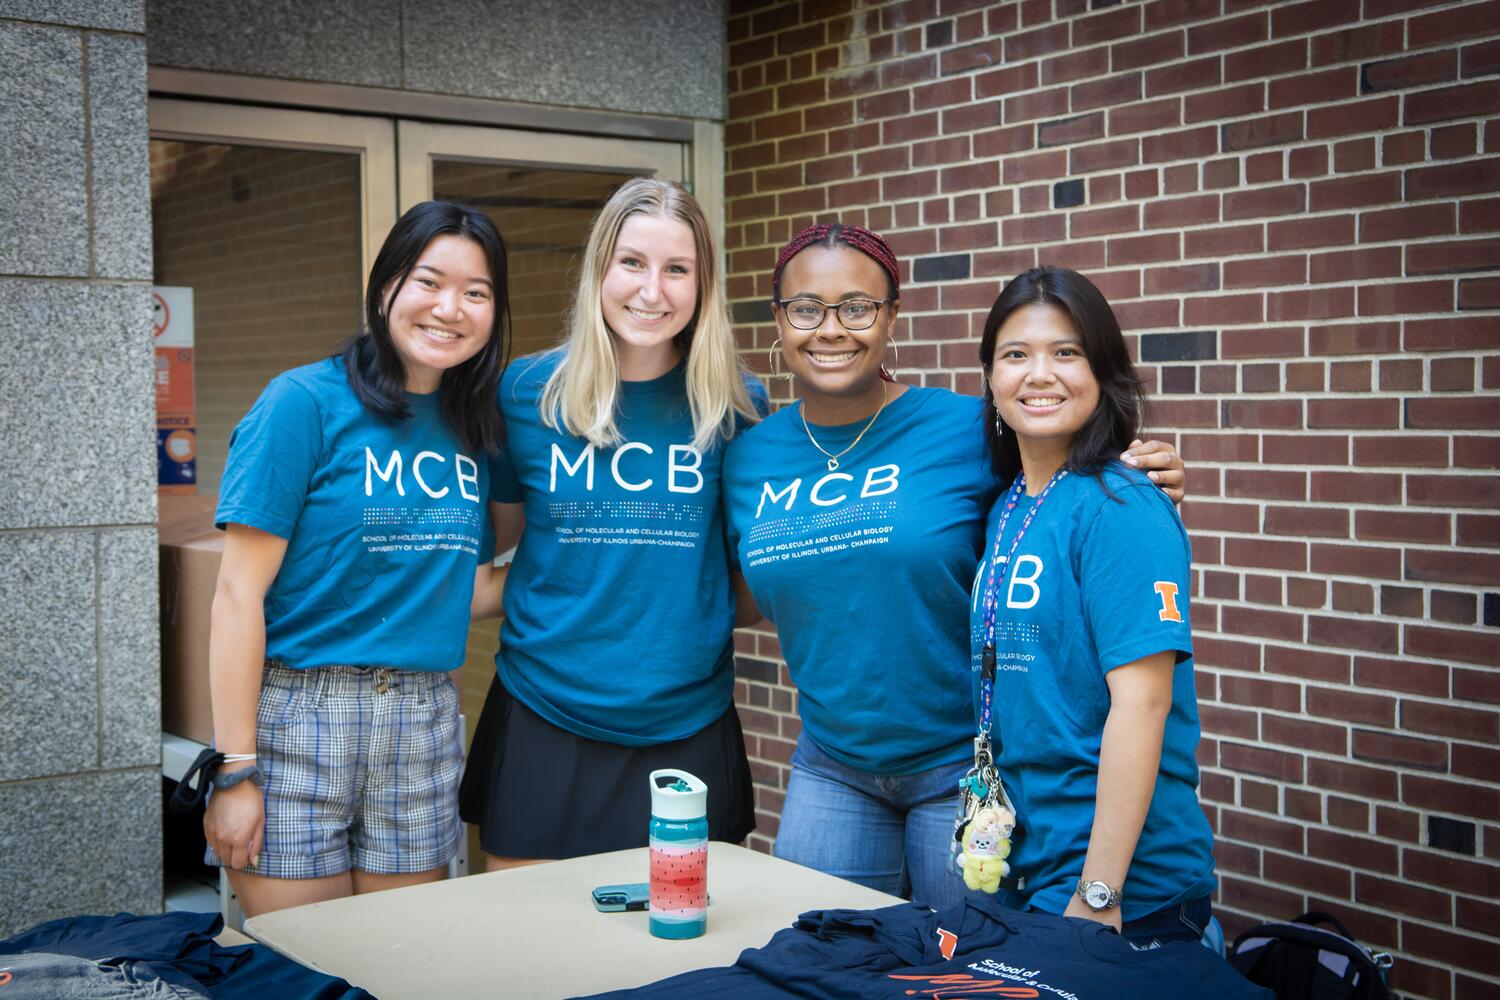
[800,381,889,472]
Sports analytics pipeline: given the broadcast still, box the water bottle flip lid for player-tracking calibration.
[649,768,707,820]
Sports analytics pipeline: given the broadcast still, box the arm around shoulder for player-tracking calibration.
[731,569,765,628]
[1121,438,1186,506]
[472,500,524,621]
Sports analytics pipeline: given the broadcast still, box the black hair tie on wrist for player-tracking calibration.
[169,746,265,812]
[169,747,225,813]
[169,747,222,812]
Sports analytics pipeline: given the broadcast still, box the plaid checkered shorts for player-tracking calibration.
[207,661,463,879]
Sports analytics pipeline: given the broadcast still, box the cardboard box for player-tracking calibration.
[159,493,222,744]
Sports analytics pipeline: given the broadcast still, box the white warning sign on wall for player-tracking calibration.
[153,285,194,349]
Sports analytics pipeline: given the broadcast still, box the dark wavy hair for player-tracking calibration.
[978,267,1144,484]
[342,200,510,454]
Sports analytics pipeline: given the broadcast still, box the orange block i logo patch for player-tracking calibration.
[1154,581,1183,623]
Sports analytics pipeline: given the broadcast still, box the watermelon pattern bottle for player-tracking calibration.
[648,768,708,940]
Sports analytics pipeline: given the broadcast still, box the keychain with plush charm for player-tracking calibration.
[951,734,1016,893]
[953,471,1068,893]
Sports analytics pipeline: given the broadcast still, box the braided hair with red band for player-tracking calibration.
[772,223,900,302]
[772,223,902,381]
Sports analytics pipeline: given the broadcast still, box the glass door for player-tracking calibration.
[149,99,396,492]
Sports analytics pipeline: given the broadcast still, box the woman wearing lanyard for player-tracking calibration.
[722,224,1185,908]
[204,201,510,916]
[460,178,765,869]
[969,266,1215,945]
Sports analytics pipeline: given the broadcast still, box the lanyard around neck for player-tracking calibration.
[977,468,1069,741]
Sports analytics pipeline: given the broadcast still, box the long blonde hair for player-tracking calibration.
[539,177,759,452]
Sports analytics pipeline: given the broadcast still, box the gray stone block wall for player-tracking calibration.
[0,0,144,32]
[0,21,88,277]
[401,0,725,120]
[146,0,726,120]
[0,770,162,930]
[145,0,401,89]
[0,2,160,938]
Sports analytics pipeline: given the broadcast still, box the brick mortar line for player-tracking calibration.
[728,241,1499,259]
[726,237,1500,259]
[1203,775,1470,807]
[728,84,1493,137]
[1212,897,1500,948]
[1202,696,1500,729]
[1188,491,1494,503]
[795,364,1494,374]
[729,52,1497,105]
[1201,598,1491,614]
[723,112,1497,153]
[731,18,1425,55]
[1212,869,1500,912]
[730,10,1495,72]
[725,194,1500,222]
[729,93,1492,137]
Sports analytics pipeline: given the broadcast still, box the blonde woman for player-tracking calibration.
[460,178,765,869]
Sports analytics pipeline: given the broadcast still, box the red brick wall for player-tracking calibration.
[722,2,1500,996]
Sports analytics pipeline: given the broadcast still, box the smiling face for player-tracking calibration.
[600,212,698,377]
[384,234,495,393]
[987,302,1101,450]
[775,245,897,405]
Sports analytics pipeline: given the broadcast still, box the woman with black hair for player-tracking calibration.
[203,200,510,917]
[970,267,1215,946]
[722,226,1186,910]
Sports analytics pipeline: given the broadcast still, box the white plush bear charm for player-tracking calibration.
[957,805,1015,893]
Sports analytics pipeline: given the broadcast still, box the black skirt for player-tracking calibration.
[458,674,757,858]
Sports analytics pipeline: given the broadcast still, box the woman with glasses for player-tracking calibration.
[721,223,1184,908]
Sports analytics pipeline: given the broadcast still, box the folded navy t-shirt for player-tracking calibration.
[579,897,1270,1000]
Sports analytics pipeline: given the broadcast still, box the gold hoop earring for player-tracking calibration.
[769,338,790,380]
[884,338,900,380]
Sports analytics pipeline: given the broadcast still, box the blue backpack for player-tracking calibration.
[1229,911,1393,1000]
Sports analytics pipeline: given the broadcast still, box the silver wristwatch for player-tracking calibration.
[1076,878,1123,912]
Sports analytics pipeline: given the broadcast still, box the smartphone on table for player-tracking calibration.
[591,883,650,912]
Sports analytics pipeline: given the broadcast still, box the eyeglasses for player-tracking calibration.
[775,296,893,331]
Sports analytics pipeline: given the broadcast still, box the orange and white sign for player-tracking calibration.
[154,286,197,493]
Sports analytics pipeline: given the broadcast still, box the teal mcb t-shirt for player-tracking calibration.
[216,357,488,672]
[491,352,767,746]
[969,463,1216,922]
[723,387,1003,776]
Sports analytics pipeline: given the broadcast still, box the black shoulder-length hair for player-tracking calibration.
[977,267,1145,484]
[342,200,510,455]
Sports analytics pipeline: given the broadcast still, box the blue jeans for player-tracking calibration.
[773,733,971,909]
[1119,894,1213,949]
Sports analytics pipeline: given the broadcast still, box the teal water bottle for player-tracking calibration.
[648,769,708,939]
